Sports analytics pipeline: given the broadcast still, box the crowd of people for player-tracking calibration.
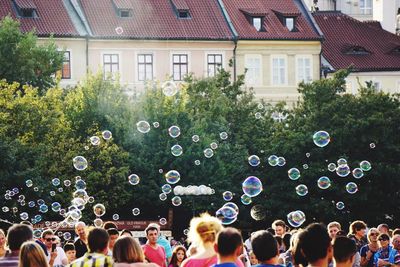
[0,215,399,267]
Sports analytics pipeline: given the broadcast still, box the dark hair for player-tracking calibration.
[266,228,275,235]
[216,227,243,257]
[145,226,159,235]
[349,221,367,235]
[293,231,308,267]
[63,242,75,252]
[7,224,33,251]
[88,228,109,253]
[298,223,331,263]
[272,220,287,230]
[170,245,187,267]
[283,233,292,250]
[103,221,118,230]
[251,230,278,262]
[378,224,389,231]
[41,229,54,239]
[336,230,347,237]
[333,236,357,263]
[107,228,119,236]
[393,228,400,236]
[378,233,390,241]
[120,229,133,237]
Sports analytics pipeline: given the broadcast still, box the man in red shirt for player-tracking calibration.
[142,224,166,267]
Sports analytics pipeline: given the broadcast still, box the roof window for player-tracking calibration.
[346,46,370,55]
[253,17,262,31]
[13,0,37,18]
[170,0,191,19]
[285,17,295,31]
[119,9,132,18]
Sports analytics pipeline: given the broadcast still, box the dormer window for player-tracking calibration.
[178,10,190,18]
[21,8,35,18]
[285,17,295,31]
[390,46,400,54]
[119,9,132,18]
[13,0,37,18]
[170,0,191,19]
[253,17,262,31]
[346,46,370,55]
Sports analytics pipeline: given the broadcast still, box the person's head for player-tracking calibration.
[188,213,223,247]
[392,235,400,250]
[367,228,379,243]
[377,224,390,235]
[393,229,400,236]
[7,224,33,251]
[107,228,119,250]
[19,241,49,267]
[272,220,287,237]
[214,227,243,258]
[0,229,6,247]
[170,245,187,266]
[75,222,87,240]
[145,224,159,245]
[377,233,390,248]
[88,228,109,254]
[333,236,357,266]
[251,230,279,263]
[120,229,133,237]
[103,221,118,231]
[349,220,367,238]
[41,229,55,250]
[249,250,259,265]
[298,223,332,264]
[64,242,76,263]
[327,221,342,239]
[113,236,144,263]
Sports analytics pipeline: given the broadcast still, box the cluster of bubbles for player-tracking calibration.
[267,155,286,167]
[173,185,214,196]
[287,210,306,227]
[216,202,239,225]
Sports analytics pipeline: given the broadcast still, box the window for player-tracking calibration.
[119,9,132,18]
[397,81,400,92]
[178,11,190,18]
[172,54,188,81]
[360,0,372,15]
[346,80,354,94]
[138,54,153,81]
[272,57,287,85]
[245,55,262,85]
[62,51,71,79]
[253,17,262,31]
[207,54,222,77]
[297,57,312,83]
[103,54,119,79]
[286,18,295,31]
[373,81,381,91]
[21,9,35,18]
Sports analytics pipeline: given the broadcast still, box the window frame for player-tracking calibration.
[61,51,71,80]
[171,53,189,81]
[206,53,223,77]
[295,55,313,84]
[285,17,295,31]
[271,55,288,86]
[244,54,262,86]
[252,17,262,31]
[102,53,120,80]
[359,0,372,15]
[137,53,154,82]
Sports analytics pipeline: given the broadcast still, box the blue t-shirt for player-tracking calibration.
[212,263,239,267]
[360,244,376,267]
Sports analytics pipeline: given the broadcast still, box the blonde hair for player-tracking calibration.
[188,213,223,246]
[19,241,49,267]
[113,236,144,263]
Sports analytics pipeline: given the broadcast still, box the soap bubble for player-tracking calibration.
[336,201,345,210]
[90,136,100,146]
[183,229,189,235]
[84,145,89,150]
[210,142,218,150]
[28,201,35,208]
[171,196,182,206]
[33,229,42,239]
[161,184,172,194]
[73,156,88,171]
[204,148,214,158]
[360,161,371,171]
[248,155,260,167]
[192,135,200,142]
[328,163,336,172]
[346,182,358,194]
[220,132,228,140]
[63,232,71,241]
[194,160,201,165]
[255,112,262,119]
[277,157,286,166]
[20,212,29,220]
[33,187,39,192]
[51,178,60,186]
[94,218,103,227]
[165,170,180,184]
[2,207,9,212]
[306,152,311,158]
[12,188,19,194]
[240,194,252,205]
[287,210,306,227]
[317,176,331,189]
[93,204,106,217]
[102,130,112,140]
[313,131,330,147]
[223,202,239,215]
[51,202,61,212]
[132,208,140,216]
[216,206,237,221]
[153,122,160,128]
[39,204,48,213]
[25,180,33,187]
[49,191,56,197]
[303,164,309,169]
[288,168,301,180]
[336,165,350,177]
[115,26,123,35]
[112,214,119,221]
[337,158,347,166]
[159,218,167,225]
[171,144,183,156]
[75,179,86,190]
[268,155,279,166]
[222,191,233,201]
[242,176,263,197]
[296,184,308,196]
[159,193,167,201]
[250,204,266,221]
[37,199,45,206]
[137,121,151,133]
[352,168,364,179]
[162,81,178,97]
[128,174,140,185]
[168,126,181,138]
[370,143,375,149]
[64,180,71,187]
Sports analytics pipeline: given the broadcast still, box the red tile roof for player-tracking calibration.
[0,0,80,37]
[221,0,321,40]
[313,11,400,72]
[80,0,234,40]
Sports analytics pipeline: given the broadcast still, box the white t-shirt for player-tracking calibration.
[46,246,68,267]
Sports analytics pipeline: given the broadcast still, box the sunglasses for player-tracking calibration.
[378,238,389,241]
[45,238,56,242]
[370,233,379,236]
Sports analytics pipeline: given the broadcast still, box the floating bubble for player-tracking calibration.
[317,176,331,189]
[287,210,306,227]
[49,191,56,197]
[12,188,19,194]
[73,189,88,201]
[37,199,45,205]
[306,152,311,158]
[73,156,88,171]
[28,201,35,208]
[168,126,181,138]
[360,161,372,171]
[192,135,200,142]
[336,165,350,177]
[64,180,71,187]
[102,130,112,140]
[370,143,376,149]
[132,208,140,216]
[194,160,201,165]
[250,204,266,221]
[18,195,25,201]
[84,145,89,150]
[137,121,151,133]
[90,136,100,146]
[303,164,309,169]
[128,174,140,185]
[242,176,263,197]
[153,122,160,128]
[220,132,228,140]
[268,155,279,166]
[71,198,85,210]
[33,229,42,239]
[248,155,260,167]
[2,207,9,212]
[159,169,163,174]
[337,158,347,166]
[255,112,262,119]
[88,197,94,203]
[352,168,364,179]
[162,81,178,97]
[63,232,71,241]
[277,157,286,166]
[328,163,336,172]
[204,148,214,158]
[216,206,237,221]
[75,179,86,190]
[171,196,182,206]
[222,191,233,201]
[115,26,123,35]
[240,194,252,205]
[159,193,167,201]
[112,214,119,221]
[94,218,103,227]
[20,212,29,220]
[210,142,218,150]
[296,184,308,196]
[288,168,301,180]
[257,103,264,109]
[171,144,183,157]
[183,229,189,235]
[39,204,48,213]
[33,187,39,192]
[313,131,330,148]
[223,202,240,214]
[159,218,167,225]
[25,180,33,187]
[93,204,106,217]
[346,182,358,194]
[51,202,61,212]
[165,170,180,184]
[336,201,345,210]
[161,184,172,194]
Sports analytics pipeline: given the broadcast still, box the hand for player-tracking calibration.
[377,259,388,267]
[366,250,373,258]
[50,250,58,262]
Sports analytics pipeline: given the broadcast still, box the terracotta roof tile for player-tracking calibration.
[170,0,189,11]
[313,11,400,72]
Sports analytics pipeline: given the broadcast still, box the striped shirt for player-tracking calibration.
[68,252,113,267]
[0,251,19,267]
